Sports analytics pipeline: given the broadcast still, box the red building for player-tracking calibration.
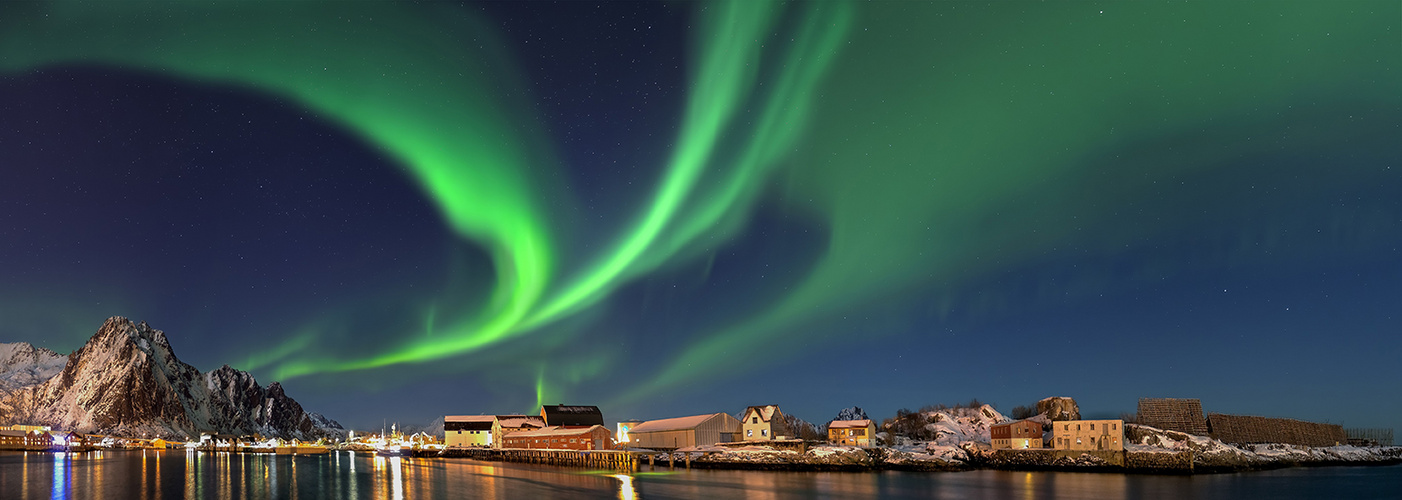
[501,425,615,451]
[991,420,1044,450]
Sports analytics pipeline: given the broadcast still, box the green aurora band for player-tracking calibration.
[0,0,855,387]
[2,1,1397,404]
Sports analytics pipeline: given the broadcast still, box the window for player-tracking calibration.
[1091,424,1095,430]
[1076,424,1081,431]
[1076,438,1082,445]
[747,429,753,437]
[752,417,758,424]
[1112,424,1117,430]
[762,429,768,437]
[1064,425,1069,431]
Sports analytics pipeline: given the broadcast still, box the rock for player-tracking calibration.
[1036,397,1081,421]
[0,316,343,440]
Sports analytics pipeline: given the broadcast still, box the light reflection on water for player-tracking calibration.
[0,451,1398,499]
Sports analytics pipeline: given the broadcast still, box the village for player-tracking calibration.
[432,397,1398,473]
[2,396,1395,474]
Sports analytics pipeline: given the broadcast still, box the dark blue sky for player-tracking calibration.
[1,1,1398,433]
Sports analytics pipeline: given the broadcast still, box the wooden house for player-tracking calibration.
[991,419,1045,450]
[741,405,790,441]
[501,425,614,451]
[828,419,876,446]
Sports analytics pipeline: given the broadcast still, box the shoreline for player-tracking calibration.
[434,443,1402,475]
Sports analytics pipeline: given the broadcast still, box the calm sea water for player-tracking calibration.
[0,450,1398,499]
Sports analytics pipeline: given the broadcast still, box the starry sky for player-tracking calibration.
[1,1,1398,433]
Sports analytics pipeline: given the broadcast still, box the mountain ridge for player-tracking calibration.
[0,316,342,440]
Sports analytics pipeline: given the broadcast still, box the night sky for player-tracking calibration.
[1,1,1398,433]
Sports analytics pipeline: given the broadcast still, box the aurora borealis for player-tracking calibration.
[1,1,1398,431]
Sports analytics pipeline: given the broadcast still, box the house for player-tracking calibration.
[991,419,1045,450]
[1052,420,1123,451]
[627,413,741,450]
[491,415,545,449]
[540,404,604,427]
[741,405,790,441]
[444,415,496,447]
[25,430,53,449]
[0,430,25,450]
[827,420,876,446]
[500,425,614,450]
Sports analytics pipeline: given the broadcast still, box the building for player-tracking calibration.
[991,419,1045,450]
[444,415,496,448]
[540,405,604,427]
[1052,420,1124,451]
[491,415,545,449]
[501,425,614,451]
[828,420,877,446]
[627,413,741,450]
[0,430,26,449]
[741,405,790,441]
[6,424,51,432]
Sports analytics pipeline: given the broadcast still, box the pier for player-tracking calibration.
[436,448,647,471]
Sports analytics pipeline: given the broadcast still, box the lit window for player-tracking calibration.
[762,429,768,437]
[747,430,753,437]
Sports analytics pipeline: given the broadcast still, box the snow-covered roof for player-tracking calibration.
[991,419,1041,429]
[828,419,873,429]
[745,405,780,422]
[444,415,495,423]
[496,415,545,429]
[506,425,605,438]
[630,413,725,433]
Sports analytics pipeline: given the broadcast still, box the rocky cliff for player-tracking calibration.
[0,317,342,440]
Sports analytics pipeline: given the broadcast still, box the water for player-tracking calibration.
[1,450,1399,499]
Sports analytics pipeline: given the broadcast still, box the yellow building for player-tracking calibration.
[1052,419,1124,451]
[828,420,876,446]
[741,405,790,441]
[444,415,495,448]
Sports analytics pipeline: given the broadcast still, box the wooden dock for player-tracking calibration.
[436,448,652,471]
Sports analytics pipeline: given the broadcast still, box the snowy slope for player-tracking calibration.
[0,342,66,394]
[0,317,343,439]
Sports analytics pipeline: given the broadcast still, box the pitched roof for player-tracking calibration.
[828,419,873,429]
[444,415,495,431]
[744,405,781,422]
[541,405,604,427]
[496,415,545,429]
[629,413,726,434]
[445,415,496,423]
[991,419,1041,429]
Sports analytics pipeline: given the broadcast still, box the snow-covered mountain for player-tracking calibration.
[0,342,66,394]
[0,316,343,440]
[832,406,870,422]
